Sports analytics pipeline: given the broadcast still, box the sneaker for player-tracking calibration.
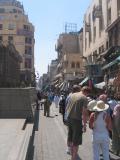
[66,147,71,155]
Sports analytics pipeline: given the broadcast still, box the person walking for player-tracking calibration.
[112,104,120,156]
[66,86,90,160]
[59,93,66,123]
[89,100,112,160]
[44,95,51,117]
[36,91,41,110]
[54,94,59,108]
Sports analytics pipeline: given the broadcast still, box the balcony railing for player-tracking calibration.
[85,23,91,32]
[55,42,63,52]
[17,29,34,37]
[94,5,102,18]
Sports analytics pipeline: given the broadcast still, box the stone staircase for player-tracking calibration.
[0,119,33,160]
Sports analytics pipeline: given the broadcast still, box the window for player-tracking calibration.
[99,47,101,54]
[101,45,104,52]
[8,36,13,41]
[108,8,111,25]
[24,25,30,31]
[76,62,80,68]
[13,9,17,13]
[71,62,75,68]
[25,46,32,55]
[25,58,32,69]
[8,24,15,30]
[18,10,22,14]
[0,36,2,41]
[25,37,32,44]
[106,41,109,49]
[93,50,97,63]
[0,15,5,20]
[0,24,3,30]
[0,8,5,13]
[99,17,104,36]
[93,26,96,42]
[15,15,18,19]
[117,0,120,17]
[88,55,92,63]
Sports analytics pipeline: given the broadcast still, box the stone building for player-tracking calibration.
[82,0,120,86]
[55,29,84,84]
[83,0,107,63]
[48,59,58,82]
[0,0,35,81]
[83,0,120,63]
[0,42,22,87]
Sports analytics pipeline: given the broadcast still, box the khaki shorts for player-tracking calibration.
[67,118,83,146]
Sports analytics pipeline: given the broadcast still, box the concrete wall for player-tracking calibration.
[0,87,37,121]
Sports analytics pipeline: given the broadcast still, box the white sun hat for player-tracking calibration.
[93,100,109,112]
[87,100,97,111]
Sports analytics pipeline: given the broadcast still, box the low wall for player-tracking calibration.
[0,87,37,121]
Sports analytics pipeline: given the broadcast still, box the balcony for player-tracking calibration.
[85,22,91,32]
[55,42,63,52]
[17,29,34,37]
[93,5,102,18]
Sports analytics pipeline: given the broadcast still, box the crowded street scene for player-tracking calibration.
[0,0,120,160]
[34,85,120,160]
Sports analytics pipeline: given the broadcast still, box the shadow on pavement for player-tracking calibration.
[26,108,40,160]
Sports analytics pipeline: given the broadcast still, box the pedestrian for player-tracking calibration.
[89,100,112,160]
[59,94,66,123]
[111,104,120,156]
[36,91,41,110]
[66,86,90,160]
[44,95,51,117]
[87,100,97,117]
[54,94,59,108]
[65,85,81,154]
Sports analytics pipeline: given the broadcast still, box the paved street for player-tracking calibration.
[33,103,120,160]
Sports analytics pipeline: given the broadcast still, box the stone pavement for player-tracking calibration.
[33,103,120,160]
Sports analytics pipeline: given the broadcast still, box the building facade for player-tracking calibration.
[55,30,84,82]
[0,42,22,87]
[49,59,58,82]
[0,0,35,80]
[83,0,120,63]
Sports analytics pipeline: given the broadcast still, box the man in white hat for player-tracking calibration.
[89,100,112,160]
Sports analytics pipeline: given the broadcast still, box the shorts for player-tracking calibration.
[67,118,83,146]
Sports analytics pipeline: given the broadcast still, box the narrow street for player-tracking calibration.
[32,103,120,160]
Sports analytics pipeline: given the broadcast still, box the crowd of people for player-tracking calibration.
[36,85,120,160]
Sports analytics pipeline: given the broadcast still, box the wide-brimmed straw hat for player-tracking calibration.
[87,100,97,111]
[93,100,109,112]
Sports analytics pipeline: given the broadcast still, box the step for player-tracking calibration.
[7,124,33,160]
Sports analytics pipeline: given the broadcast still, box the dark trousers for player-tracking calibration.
[44,105,50,117]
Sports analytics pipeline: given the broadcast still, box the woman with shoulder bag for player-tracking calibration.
[89,100,112,160]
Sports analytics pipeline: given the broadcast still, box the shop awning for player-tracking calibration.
[106,17,120,32]
[51,79,59,85]
[94,82,105,89]
[58,82,64,88]
[54,73,62,79]
[79,77,89,85]
[102,56,120,70]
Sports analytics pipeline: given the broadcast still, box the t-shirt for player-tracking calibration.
[68,92,88,120]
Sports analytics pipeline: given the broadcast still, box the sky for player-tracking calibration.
[20,0,92,77]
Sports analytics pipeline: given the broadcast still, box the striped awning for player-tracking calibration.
[102,56,120,70]
[79,77,89,85]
